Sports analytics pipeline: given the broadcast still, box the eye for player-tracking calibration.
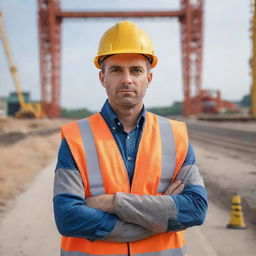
[110,68,122,73]
[131,68,143,74]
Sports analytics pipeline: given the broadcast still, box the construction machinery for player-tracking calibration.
[200,89,239,114]
[0,11,43,118]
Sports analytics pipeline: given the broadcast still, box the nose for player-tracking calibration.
[121,69,132,85]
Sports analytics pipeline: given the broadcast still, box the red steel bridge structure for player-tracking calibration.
[38,0,203,118]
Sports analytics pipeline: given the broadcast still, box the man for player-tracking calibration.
[53,20,207,256]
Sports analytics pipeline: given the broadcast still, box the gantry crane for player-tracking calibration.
[38,0,204,118]
[0,11,43,118]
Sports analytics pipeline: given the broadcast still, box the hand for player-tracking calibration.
[164,180,184,195]
[86,194,115,213]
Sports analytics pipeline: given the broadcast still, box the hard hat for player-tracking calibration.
[94,20,158,69]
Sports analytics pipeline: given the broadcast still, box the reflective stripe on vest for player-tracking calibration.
[60,112,188,256]
[157,116,176,193]
[61,250,124,256]
[61,246,186,256]
[78,115,176,196]
[78,118,104,196]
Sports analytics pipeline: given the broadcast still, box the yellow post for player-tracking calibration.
[252,0,256,118]
[227,194,246,229]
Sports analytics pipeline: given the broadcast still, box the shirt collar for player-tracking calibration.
[100,100,146,132]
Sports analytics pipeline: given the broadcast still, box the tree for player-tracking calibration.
[240,94,251,107]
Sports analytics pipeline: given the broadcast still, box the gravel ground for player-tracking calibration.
[191,137,256,228]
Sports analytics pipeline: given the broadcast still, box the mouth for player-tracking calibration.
[117,90,135,93]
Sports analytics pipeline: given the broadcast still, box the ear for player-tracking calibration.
[99,71,106,88]
[146,72,153,87]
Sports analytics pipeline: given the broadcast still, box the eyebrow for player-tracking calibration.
[109,65,122,70]
[130,66,145,70]
[108,65,145,70]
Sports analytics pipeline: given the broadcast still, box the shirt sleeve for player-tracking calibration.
[54,139,157,242]
[182,143,196,166]
[102,220,157,242]
[108,144,208,232]
[167,144,207,231]
[53,139,116,241]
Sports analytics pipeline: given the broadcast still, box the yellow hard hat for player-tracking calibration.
[94,20,158,69]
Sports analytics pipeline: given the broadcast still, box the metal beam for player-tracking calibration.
[56,10,185,19]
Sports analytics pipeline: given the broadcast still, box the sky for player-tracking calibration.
[0,0,252,112]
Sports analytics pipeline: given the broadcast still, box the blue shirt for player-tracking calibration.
[100,100,196,177]
[100,100,146,183]
[53,100,206,240]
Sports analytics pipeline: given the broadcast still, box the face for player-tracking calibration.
[99,53,152,109]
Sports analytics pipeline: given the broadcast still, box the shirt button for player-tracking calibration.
[112,127,116,130]
[117,122,121,126]
[127,136,130,140]
[127,156,132,161]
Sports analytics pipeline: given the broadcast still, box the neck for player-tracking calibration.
[109,101,143,133]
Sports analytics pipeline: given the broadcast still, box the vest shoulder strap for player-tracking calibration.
[61,116,100,197]
[168,119,189,181]
[144,112,188,189]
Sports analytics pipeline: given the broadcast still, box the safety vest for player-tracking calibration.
[60,112,188,256]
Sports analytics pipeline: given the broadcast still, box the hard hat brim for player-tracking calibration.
[94,52,158,69]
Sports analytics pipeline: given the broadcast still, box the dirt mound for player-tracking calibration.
[0,117,70,220]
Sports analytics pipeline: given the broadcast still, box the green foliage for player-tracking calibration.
[240,94,251,107]
[60,92,251,119]
[61,108,93,119]
[147,101,182,116]
[61,101,182,119]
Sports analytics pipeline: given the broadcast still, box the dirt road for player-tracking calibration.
[186,197,256,256]
[0,117,255,255]
[0,162,60,256]
[0,159,255,256]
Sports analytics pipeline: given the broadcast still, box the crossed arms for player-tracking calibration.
[86,180,185,242]
[53,139,208,242]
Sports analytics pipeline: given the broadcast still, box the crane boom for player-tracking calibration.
[0,11,43,118]
[0,11,26,108]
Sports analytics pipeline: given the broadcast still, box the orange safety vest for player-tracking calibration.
[60,112,188,256]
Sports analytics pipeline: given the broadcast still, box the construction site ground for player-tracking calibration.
[0,117,256,255]
[0,117,70,220]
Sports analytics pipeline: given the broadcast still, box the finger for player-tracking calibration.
[172,183,184,195]
[164,180,182,195]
